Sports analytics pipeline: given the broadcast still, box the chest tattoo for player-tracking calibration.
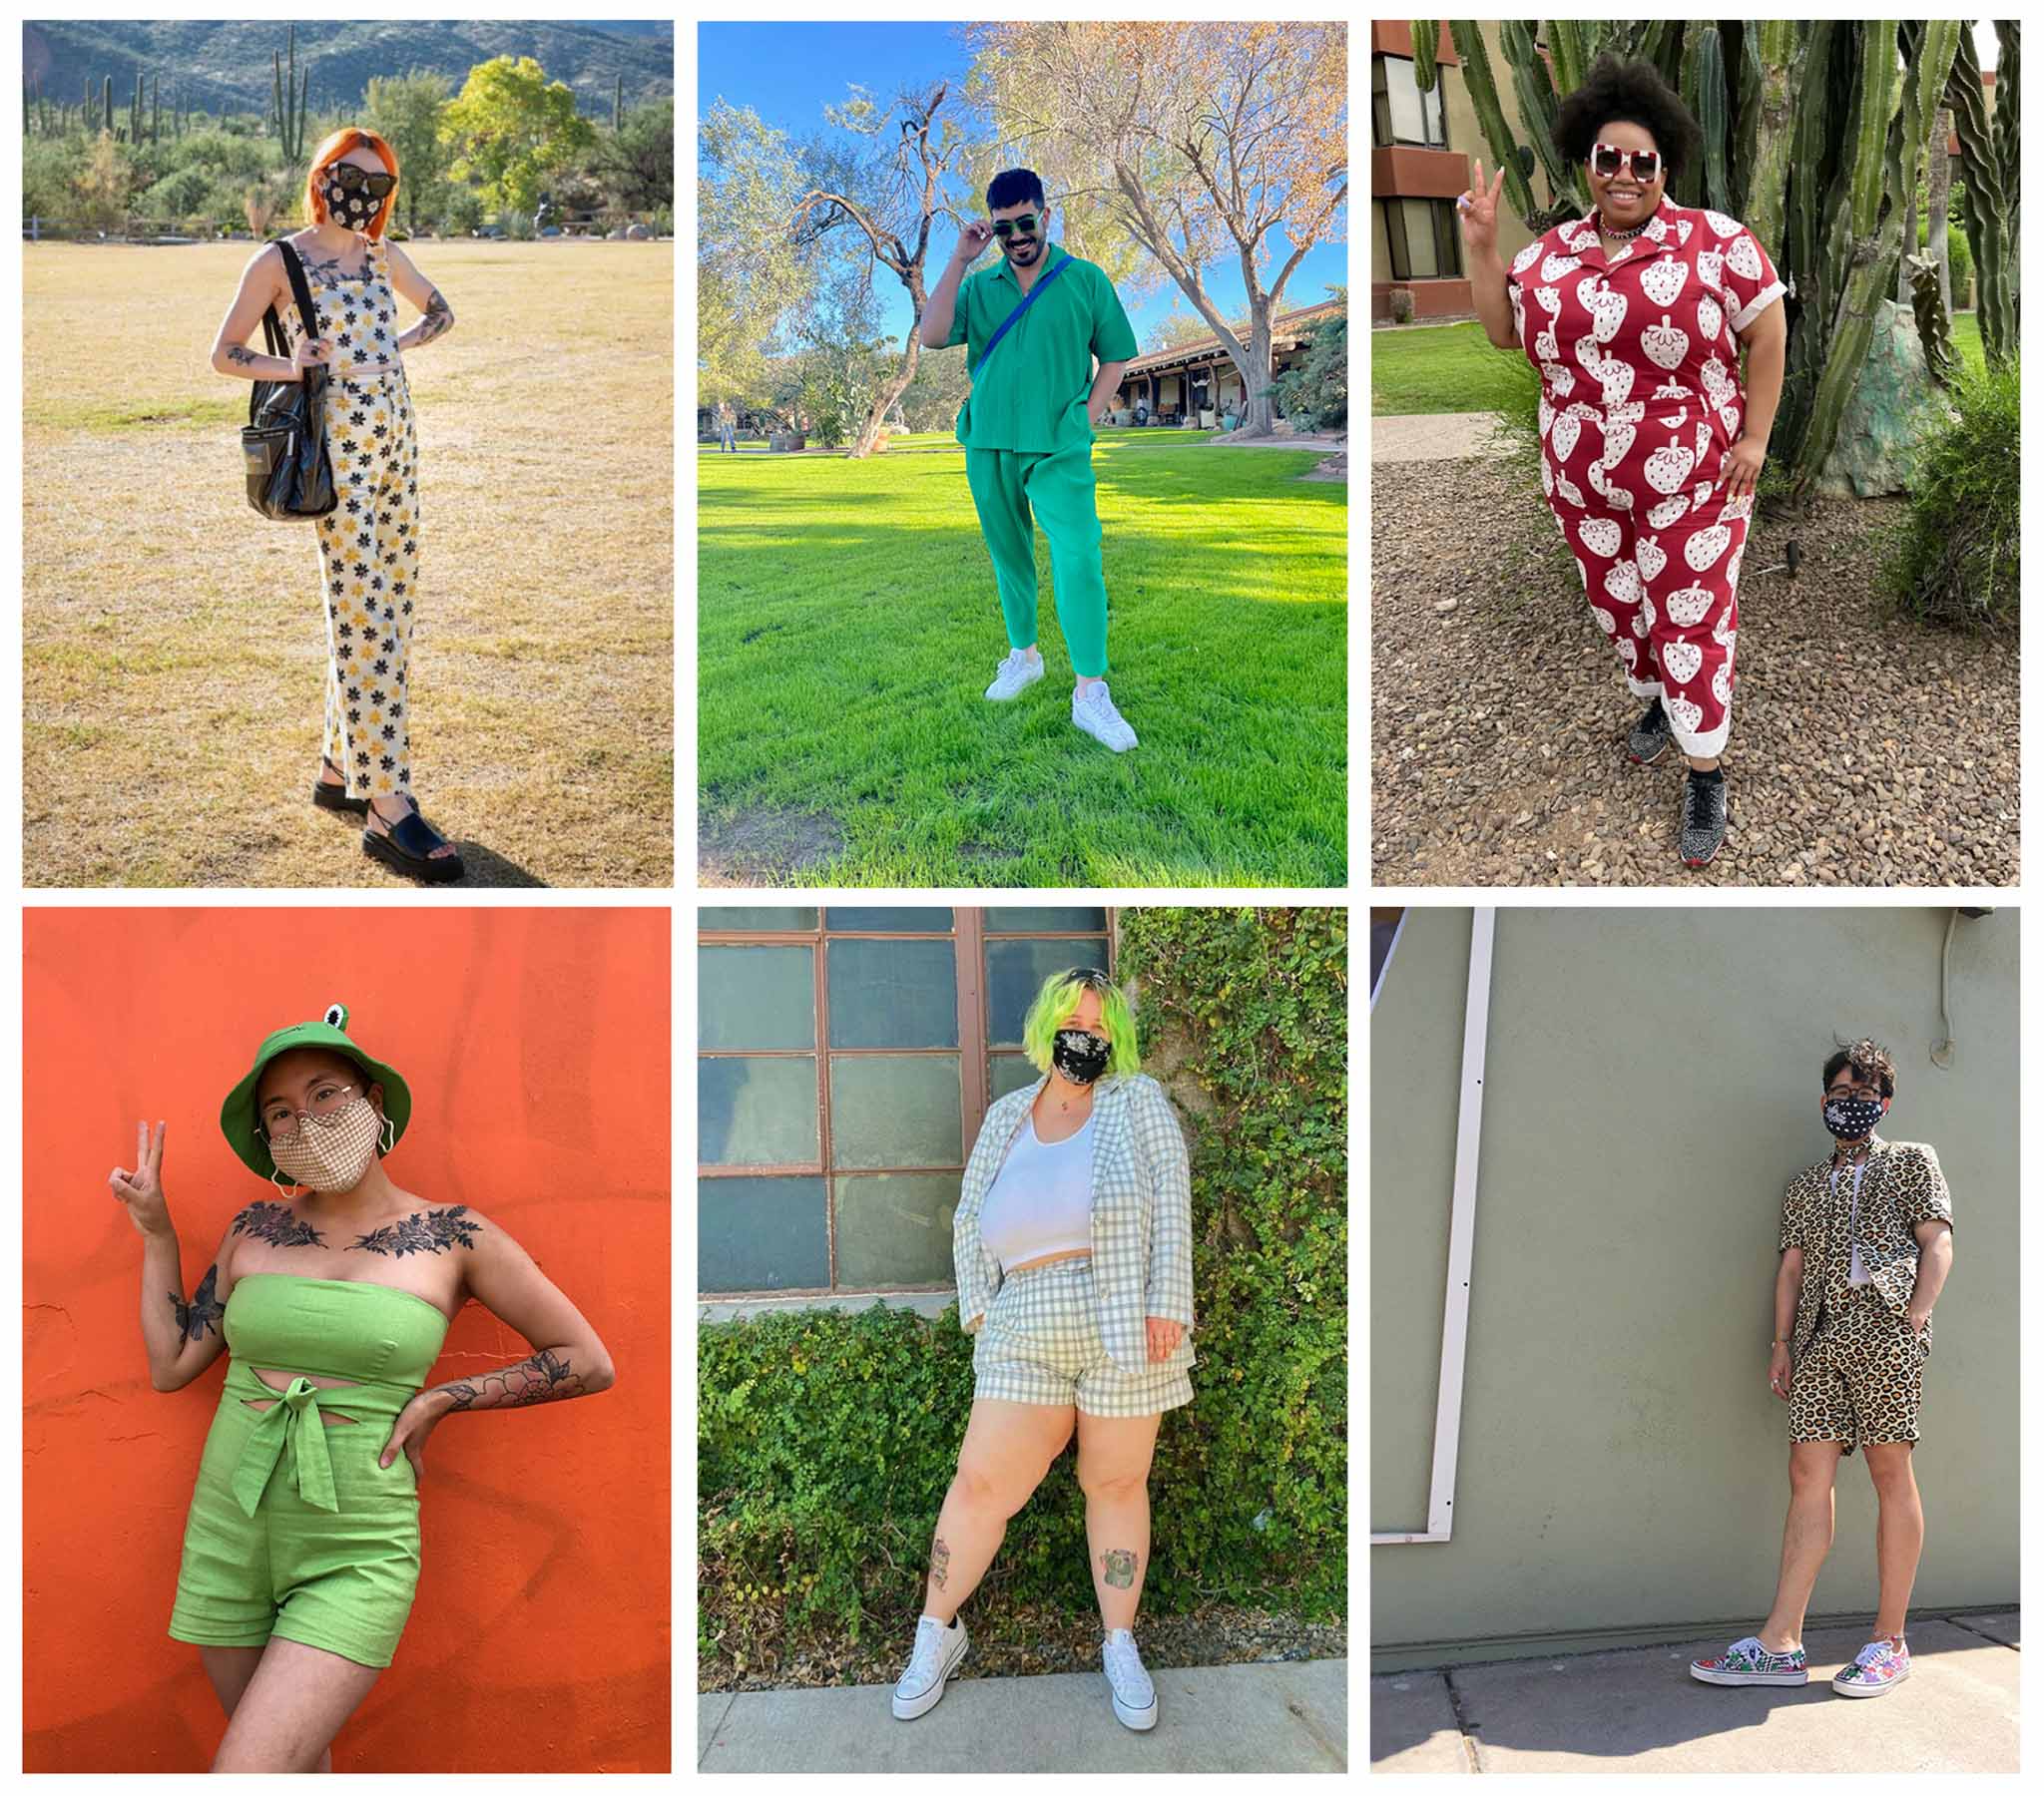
[351,1203,480,1257]
[232,1200,328,1249]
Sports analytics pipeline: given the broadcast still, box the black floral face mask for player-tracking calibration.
[324,179,383,228]
[1051,1028,1112,1086]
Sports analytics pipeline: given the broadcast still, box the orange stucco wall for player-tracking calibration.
[23,906,672,1773]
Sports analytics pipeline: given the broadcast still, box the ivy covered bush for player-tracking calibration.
[699,906,1348,1677]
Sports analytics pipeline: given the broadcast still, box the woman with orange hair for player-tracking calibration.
[210,129,463,881]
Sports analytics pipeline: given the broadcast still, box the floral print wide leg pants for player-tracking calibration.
[315,367,420,801]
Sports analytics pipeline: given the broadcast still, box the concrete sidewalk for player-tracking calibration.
[700,1657,1347,1772]
[1371,410,1500,463]
[1373,1613,2018,1773]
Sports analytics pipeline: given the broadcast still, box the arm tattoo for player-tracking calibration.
[226,344,256,366]
[1102,1549,1137,1589]
[231,1200,326,1249]
[351,1203,480,1257]
[411,290,453,347]
[930,1538,950,1589]
[168,1263,225,1342]
[434,1346,588,1412]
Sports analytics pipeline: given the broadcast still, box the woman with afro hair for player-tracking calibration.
[1461,55,1788,869]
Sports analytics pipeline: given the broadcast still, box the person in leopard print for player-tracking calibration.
[1691,1039,1954,1698]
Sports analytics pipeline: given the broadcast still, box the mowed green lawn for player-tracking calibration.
[699,430,1346,886]
[1372,310,1987,415]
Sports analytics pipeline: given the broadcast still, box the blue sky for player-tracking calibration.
[698,22,1349,352]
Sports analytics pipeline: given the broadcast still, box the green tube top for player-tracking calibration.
[221,1274,450,1517]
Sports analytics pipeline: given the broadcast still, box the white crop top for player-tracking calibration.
[979,1112,1096,1271]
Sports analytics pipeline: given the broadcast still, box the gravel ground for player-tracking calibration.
[701,1599,1344,1693]
[1371,458,2019,886]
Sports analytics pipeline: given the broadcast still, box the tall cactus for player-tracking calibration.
[613,71,625,133]
[103,75,112,137]
[1409,22,1437,98]
[131,70,142,144]
[272,24,308,162]
[1944,24,2017,370]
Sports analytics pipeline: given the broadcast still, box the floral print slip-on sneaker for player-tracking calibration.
[1689,1633,1809,1686]
[1831,1634,1910,1697]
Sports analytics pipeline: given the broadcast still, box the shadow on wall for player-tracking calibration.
[22,906,674,1773]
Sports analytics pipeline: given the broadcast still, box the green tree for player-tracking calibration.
[587,95,674,217]
[700,98,815,409]
[364,69,454,237]
[439,55,595,215]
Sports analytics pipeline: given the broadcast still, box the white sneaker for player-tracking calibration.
[1102,1628,1158,1730]
[985,649,1045,700]
[891,1614,968,1720]
[1072,680,1138,751]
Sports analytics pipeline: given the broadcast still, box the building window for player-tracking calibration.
[1372,53,1447,150]
[699,906,1113,1297]
[1378,198,1463,281]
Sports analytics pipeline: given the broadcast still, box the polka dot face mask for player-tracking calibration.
[1822,1094,1887,1139]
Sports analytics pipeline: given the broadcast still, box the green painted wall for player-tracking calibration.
[1372,906,2017,1667]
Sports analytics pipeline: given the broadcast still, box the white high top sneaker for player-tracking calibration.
[1072,680,1138,751]
[891,1613,969,1720]
[985,648,1045,700]
[1102,1627,1158,1729]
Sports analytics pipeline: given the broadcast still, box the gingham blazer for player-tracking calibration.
[1779,1133,1954,1357]
[953,1071,1196,1375]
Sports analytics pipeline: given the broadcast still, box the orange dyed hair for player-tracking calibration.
[304,127,400,238]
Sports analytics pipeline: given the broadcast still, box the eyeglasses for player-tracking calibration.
[1591,143,1662,184]
[1825,1084,1886,1104]
[328,164,396,200]
[260,1081,361,1144]
[991,214,1040,238]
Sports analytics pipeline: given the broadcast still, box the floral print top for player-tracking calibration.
[279,230,405,381]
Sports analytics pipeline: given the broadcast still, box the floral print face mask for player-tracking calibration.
[323,178,384,229]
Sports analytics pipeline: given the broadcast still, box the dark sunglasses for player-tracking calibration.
[991,213,1040,238]
[1591,143,1662,184]
[329,164,396,200]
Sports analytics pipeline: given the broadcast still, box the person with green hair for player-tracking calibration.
[890,967,1197,1733]
[107,1002,617,1772]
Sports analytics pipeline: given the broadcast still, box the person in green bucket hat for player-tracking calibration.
[107,1001,619,1773]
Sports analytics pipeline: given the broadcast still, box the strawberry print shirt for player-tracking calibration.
[1506,197,1785,495]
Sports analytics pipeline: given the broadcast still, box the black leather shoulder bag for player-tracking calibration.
[241,237,338,521]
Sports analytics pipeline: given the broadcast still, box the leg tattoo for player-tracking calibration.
[1103,1549,1137,1589]
[930,1538,951,1589]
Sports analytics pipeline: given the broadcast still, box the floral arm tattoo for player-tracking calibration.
[169,1263,226,1342]
[226,344,257,366]
[430,1346,590,1412]
[403,289,454,349]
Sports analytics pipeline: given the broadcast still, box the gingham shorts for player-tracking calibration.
[972,1257,1195,1419]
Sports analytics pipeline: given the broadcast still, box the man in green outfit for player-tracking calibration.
[920,169,1142,751]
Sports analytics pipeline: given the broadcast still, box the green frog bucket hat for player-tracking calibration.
[220,1001,412,1179]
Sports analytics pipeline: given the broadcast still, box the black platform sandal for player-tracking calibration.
[312,754,369,815]
[362,801,465,883]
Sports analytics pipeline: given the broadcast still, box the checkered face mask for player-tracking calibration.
[269,1096,392,1192]
[1821,1094,1887,1139]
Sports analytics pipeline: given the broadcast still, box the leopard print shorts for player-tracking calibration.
[1788,1284,1928,1457]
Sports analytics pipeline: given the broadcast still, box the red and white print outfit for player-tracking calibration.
[1508,198,1786,757]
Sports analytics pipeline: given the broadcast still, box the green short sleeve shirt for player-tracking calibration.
[946,240,1140,452]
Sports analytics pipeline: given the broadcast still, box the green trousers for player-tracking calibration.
[963,440,1110,677]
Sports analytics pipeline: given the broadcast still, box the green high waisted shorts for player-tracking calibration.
[169,1275,449,1668]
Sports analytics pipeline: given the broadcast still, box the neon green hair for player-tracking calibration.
[1020,967,1141,1077]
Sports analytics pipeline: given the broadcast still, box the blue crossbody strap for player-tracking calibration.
[968,249,1072,380]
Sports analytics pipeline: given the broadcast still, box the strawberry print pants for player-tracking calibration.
[1543,410,1750,761]
[315,366,420,800]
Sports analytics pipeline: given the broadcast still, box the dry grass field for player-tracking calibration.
[23,239,673,887]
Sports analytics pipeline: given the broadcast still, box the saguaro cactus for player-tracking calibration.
[272,24,309,162]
